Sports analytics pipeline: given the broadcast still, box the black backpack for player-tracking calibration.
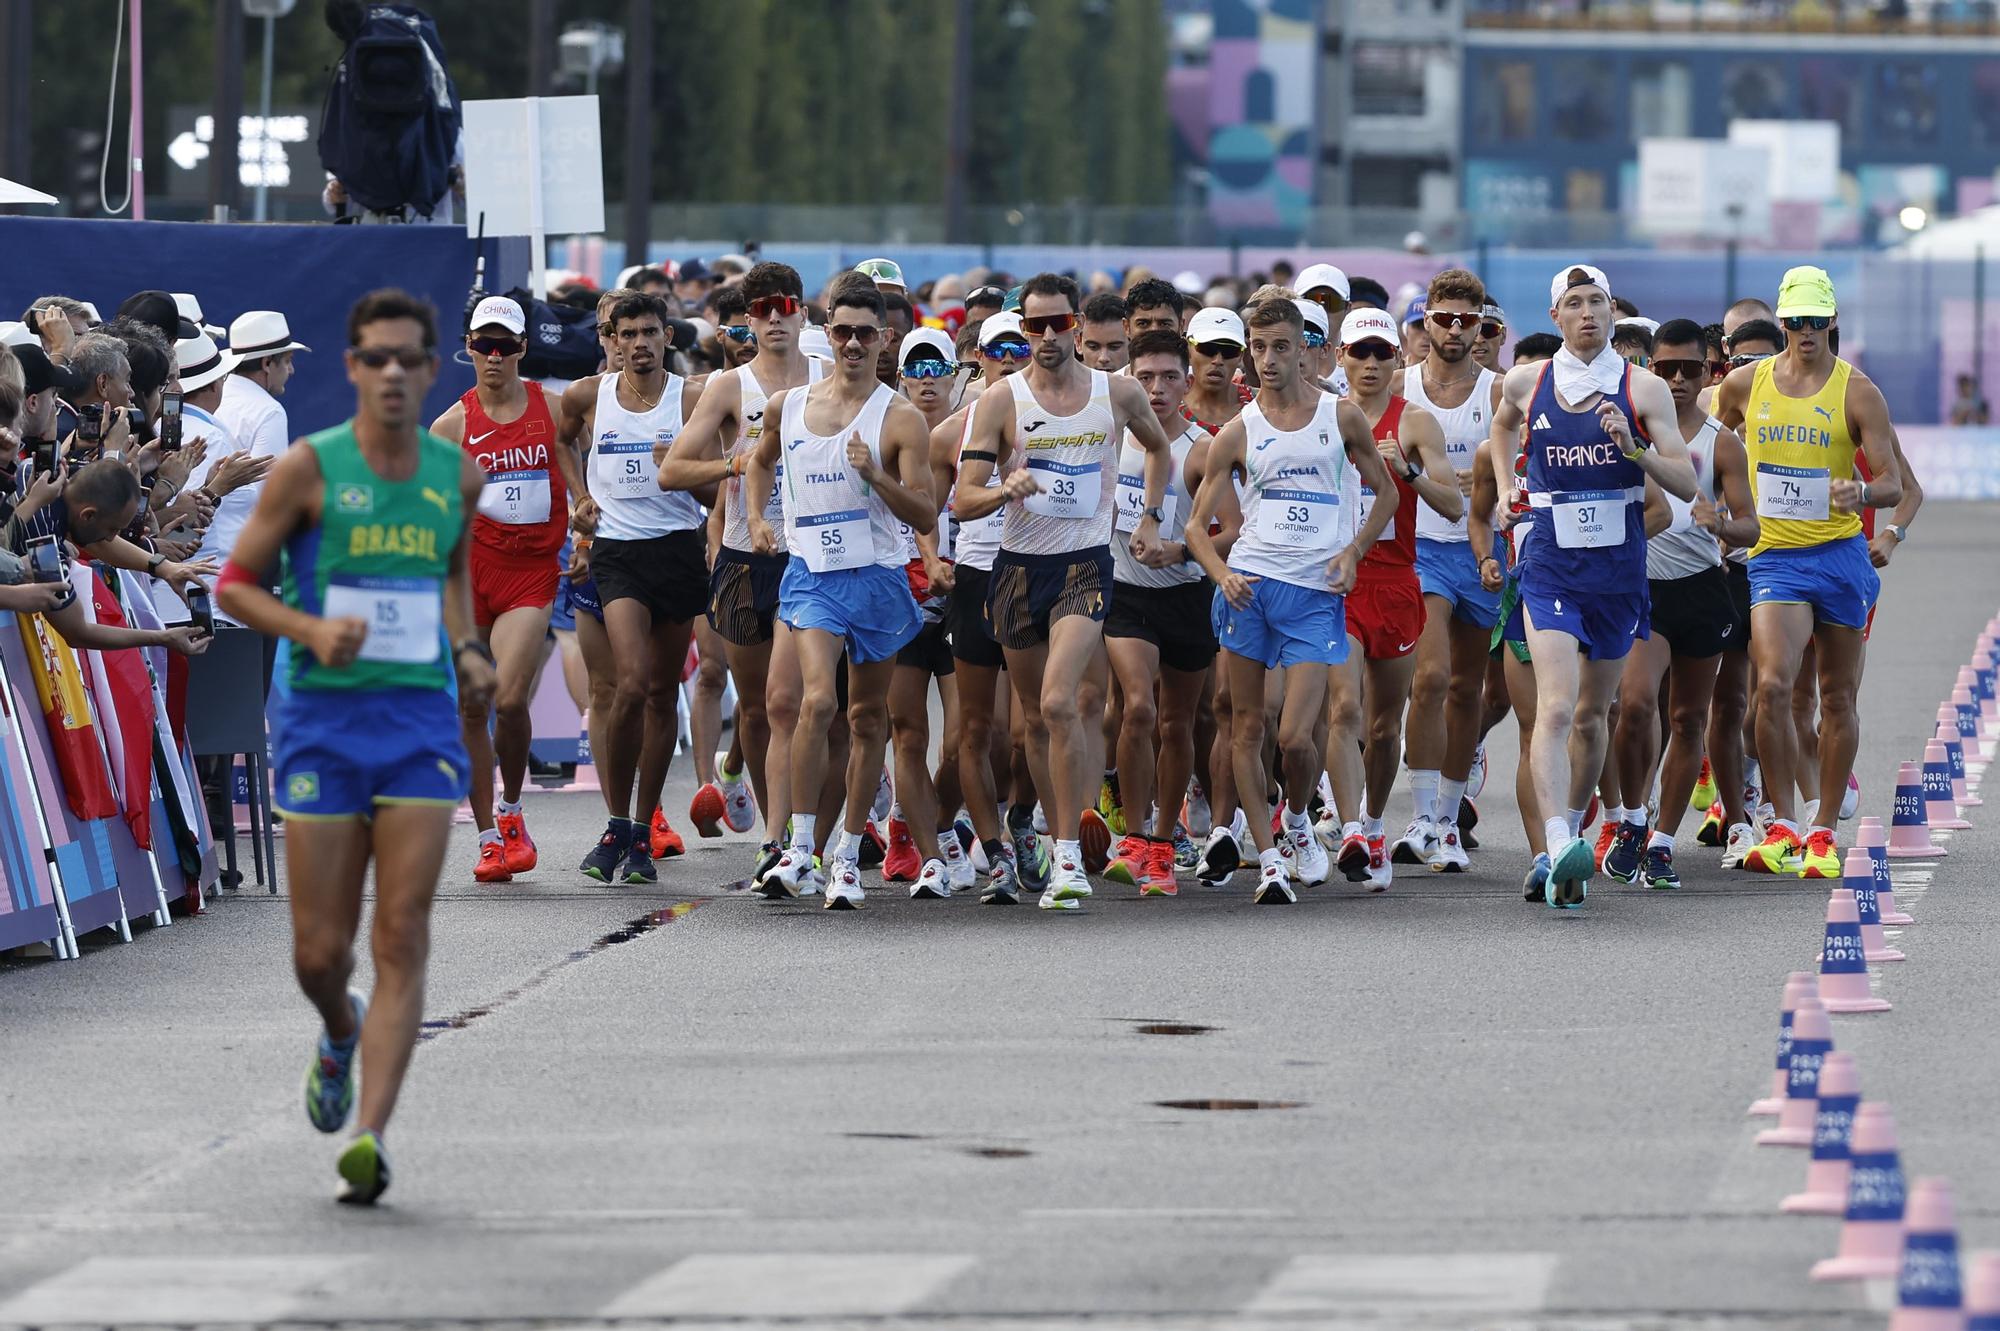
[318,3,462,217]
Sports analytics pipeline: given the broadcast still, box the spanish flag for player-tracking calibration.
[17,610,117,821]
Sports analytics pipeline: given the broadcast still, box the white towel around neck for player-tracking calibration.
[1551,342,1627,405]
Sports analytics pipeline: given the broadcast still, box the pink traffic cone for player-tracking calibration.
[1845,846,1904,963]
[1781,1050,1860,1214]
[1750,972,1818,1117]
[1957,668,1992,746]
[1861,818,1917,924]
[1818,888,1891,1014]
[1757,996,1831,1146]
[1890,762,1947,858]
[1955,687,1991,763]
[1966,1249,2000,1328]
[1938,716,1982,808]
[1811,1100,1907,1281]
[1890,1176,1966,1330]
[1926,741,1972,830]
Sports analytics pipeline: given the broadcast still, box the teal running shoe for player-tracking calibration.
[1548,837,1594,909]
[304,990,366,1134]
[336,1130,391,1205]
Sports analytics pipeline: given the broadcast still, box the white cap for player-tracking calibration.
[799,325,834,361]
[1550,263,1611,307]
[175,330,240,392]
[0,321,32,348]
[228,309,311,358]
[172,292,204,324]
[979,312,1025,345]
[1296,263,1350,302]
[469,295,526,335]
[1185,307,1246,346]
[1171,269,1205,295]
[1616,316,1660,337]
[901,327,956,365]
[1339,308,1400,347]
[1293,298,1329,337]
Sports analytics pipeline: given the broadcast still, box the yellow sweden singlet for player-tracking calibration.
[1744,356,1859,556]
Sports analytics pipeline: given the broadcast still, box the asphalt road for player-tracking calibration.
[4,504,1999,1330]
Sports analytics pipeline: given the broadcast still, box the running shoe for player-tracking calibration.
[1079,808,1113,875]
[1031,801,1049,836]
[1253,859,1296,904]
[953,816,977,856]
[869,768,894,825]
[336,1131,391,1206]
[1196,825,1240,886]
[1041,848,1091,910]
[474,838,512,884]
[1009,815,1051,892]
[824,859,866,910]
[882,816,921,883]
[1591,819,1620,871]
[304,990,366,1134]
[1172,823,1199,872]
[750,840,784,892]
[721,770,758,832]
[1184,781,1212,838]
[1799,828,1842,879]
[1431,823,1470,874]
[1457,795,1480,839]
[1288,821,1330,887]
[579,820,630,882]
[1643,842,1681,890]
[1099,773,1126,837]
[941,834,976,891]
[1603,822,1647,884]
[1390,816,1437,866]
[1548,836,1595,908]
[1740,824,1803,875]
[1720,822,1759,869]
[858,820,887,869]
[1313,807,1342,852]
[1467,742,1488,800]
[1365,834,1393,893]
[1103,834,1151,887]
[621,828,658,885]
[497,809,537,873]
[981,851,1021,905]
[649,809,685,859]
[1337,831,1371,883]
[910,858,952,900]
[764,846,819,898]
[1521,851,1553,904]
[1839,773,1861,822]
[1696,801,1726,847]
[1140,839,1179,897]
[1691,758,1719,812]
[690,782,727,838]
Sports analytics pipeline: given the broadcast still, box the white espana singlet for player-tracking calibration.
[1648,416,1722,580]
[591,372,702,541]
[1229,393,1358,591]
[950,404,1008,573]
[1000,368,1118,556]
[1404,363,1497,543]
[1112,422,1203,589]
[780,381,906,572]
[722,358,823,554]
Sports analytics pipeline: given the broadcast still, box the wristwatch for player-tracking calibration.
[453,638,496,667]
[1402,458,1422,483]
[1143,505,1166,524]
[1887,522,1909,544]
[146,552,166,576]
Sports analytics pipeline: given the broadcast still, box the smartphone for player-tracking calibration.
[26,535,62,584]
[159,392,183,451]
[186,583,215,638]
[31,438,56,477]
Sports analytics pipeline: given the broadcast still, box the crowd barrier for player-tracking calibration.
[0,564,219,960]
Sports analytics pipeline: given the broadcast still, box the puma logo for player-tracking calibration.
[1812,405,1834,424]
[421,486,452,515]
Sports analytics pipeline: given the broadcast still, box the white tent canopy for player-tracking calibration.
[0,177,57,207]
[1894,205,2000,261]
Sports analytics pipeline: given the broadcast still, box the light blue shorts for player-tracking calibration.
[1749,534,1880,632]
[1416,536,1502,629]
[1212,575,1348,669]
[778,561,922,665]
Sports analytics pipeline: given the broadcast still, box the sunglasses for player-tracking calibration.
[1728,351,1774,368]
[1191,340,1243,360]
[1653,358,1707,381]
[747,294,802,321]
[350,346,433,369]
[965,286,1007,308]
[721,324,755,343]
[1343,341,1397,362]
[827,323,882,346]
[901,358,955,379]
[1427,311,1481,332]
[983,340,1032,360]
[1305,289,1348,315]
[1302,329,1327,348]
[1479,322,1503,339]
[1781,315,1832,332]
[1020,313,1077,336]
[1706,358,1727,378]
[468,336,522,358]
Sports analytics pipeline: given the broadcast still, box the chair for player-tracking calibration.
[185,628,278,894]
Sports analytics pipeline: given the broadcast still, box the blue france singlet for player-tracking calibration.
[1520,362,1649,598]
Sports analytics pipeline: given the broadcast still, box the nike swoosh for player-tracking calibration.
[1396,641,1416,653]
[468,430,496,447]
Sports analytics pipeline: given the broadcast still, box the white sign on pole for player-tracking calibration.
[1729,120,1840,203]
[1636,138,1772,241]
[462,96,606,298]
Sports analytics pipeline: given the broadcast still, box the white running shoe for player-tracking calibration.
[1430,822,1470,873]
[1275,828,1297,875]
[1365,835,1394,892]
[766,847,817,898]
[1720,822,1758,869]
[823,859,866,910]
[1288,822,1330,886]
[1185,781,1212,837]
[1840,773,1860,821]
[1390,816,1438,866]
[1803,798,1820,827]
[1253,859,1296,904]
[911,858,952,899]
[1467,743,1488,800]
[941,836,976,890]
[869,769,894,825]
[1031,801,1049,836]
[720,771,757,833]
[1040,851,1091,910]
[1313,807,1341,852]
[1316,771,1336,809]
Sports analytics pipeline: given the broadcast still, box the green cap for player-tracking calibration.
[1775,265,1837,319]
[1002,284,1024,313]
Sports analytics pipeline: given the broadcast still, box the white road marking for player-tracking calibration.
[0,1256,353,1323]
[600,1254,975,1318]
[1243,1252,1559,1315]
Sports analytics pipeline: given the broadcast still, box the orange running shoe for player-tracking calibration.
[1103,834,1151,887]
[1741,823,1803,875]
[1079,808,1112,874]
[496,809,537,874]
[881,816,921,882]
[1799,827,1841,879]
[689,782,726,838]
[1592,819,1620,871]
[1139,838,1179,897]
[474,838,512,883]
[650,807,686,859]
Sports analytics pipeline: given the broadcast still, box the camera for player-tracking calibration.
[26,535,63,584]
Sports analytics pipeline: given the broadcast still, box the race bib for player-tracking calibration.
[593,439,657,500]
[323,574,442,665]
[796,508,871,573]
[1551,489,1626,550]
[1756,462,1830,523]
[476,468,552,525]
[1359,485,1395,542]
[1113,473,1176,535]
[1023,457,1101,519]
[1255,486,1340,551]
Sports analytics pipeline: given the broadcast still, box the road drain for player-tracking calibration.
[964,1146,1031,1159]
[1154,1099,1304,1111]
[1134,1022,1214,1036]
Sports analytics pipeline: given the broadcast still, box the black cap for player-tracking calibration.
[13,343,87,397]
[115,289,186,343]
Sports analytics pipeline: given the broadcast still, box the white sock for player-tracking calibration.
[1774,817,1799,835]
[1341,820,1364,839]
[478,827,502,846]
[1056,837,1082,867]
[1808,823,1832,839]
[1363,815,1384,838]
[496,798,522,816]
[1283,806,1310,832]
[1606,804,1626,827]
[1411,769,1440,822]
[792,813,816,853]
[1545,817,1571,851]
[889,799,904,822]
[1648,829,1673,850]
[1624,807,1646,827]
[833,828,860,862]
[1565,807,1586,836]
[1259,846,1285,872]
[1438,776,1466,817]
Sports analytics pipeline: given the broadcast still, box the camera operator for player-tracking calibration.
[21,296,94,365]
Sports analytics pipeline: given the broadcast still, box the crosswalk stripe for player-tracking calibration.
[1243,1252,1559,1315]
[599,1253,975,1318]
[0,1256,355,1323]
